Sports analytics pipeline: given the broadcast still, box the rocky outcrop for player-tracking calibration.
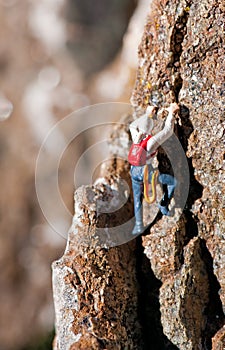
[131,0,225,348]
[52,0,225,349]
[52,160,143,349]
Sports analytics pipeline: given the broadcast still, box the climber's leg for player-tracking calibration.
[130,166,144,234]
[158,173,177,216]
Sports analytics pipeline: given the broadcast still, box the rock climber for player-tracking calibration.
[128,102,179,235]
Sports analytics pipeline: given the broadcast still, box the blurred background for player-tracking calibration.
[0,0,149,349]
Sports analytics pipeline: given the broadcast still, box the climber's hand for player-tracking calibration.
[167,102,179,114]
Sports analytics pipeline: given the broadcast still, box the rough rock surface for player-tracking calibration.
[53,0,225,349]
[52,160,143,349]
[131,0,225,348]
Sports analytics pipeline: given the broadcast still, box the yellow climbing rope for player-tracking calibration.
[144,165,158,204]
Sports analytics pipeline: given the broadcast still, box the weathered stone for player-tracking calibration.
[143,211,186,282]
[52,241,142,350]
[131,0,225,348]
[160,237,209,349]
[212,326,225,350]
[52,160,142,349]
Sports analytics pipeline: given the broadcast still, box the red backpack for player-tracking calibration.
[128,135,156,166]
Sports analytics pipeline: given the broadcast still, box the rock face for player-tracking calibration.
[131,0,225,348]
[52,0,225,349]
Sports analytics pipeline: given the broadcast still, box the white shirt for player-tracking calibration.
[129,109,175,159]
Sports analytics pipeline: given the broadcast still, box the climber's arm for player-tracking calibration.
[146,103,179,153]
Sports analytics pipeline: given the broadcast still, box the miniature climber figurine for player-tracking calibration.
[128,102,179,235]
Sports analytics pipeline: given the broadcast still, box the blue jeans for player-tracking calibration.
[158,173,177,205]
[130,165,177,224]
